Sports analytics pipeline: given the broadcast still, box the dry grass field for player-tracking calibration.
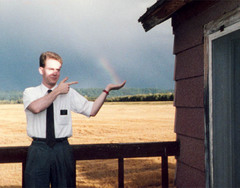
[0,102,176,187]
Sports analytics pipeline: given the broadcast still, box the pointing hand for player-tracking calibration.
[57,77,78,94]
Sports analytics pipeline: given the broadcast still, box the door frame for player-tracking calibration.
[204,7,240,188]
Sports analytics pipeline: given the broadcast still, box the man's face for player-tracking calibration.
[39,58,62,88]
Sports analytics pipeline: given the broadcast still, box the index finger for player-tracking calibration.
[67,81,78,85]
[60,77,69,83]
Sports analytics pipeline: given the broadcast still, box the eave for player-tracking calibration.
[138,0,192,32]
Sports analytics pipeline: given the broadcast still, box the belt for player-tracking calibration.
[32,137,68,142]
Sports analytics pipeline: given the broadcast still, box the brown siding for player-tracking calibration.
[176,135,205,187]
[177,135,205,171]
[175,108,204,139]
[172,1,240,187]
[174,44,203,80]
[174,76,204,107]
[176,162,205,187]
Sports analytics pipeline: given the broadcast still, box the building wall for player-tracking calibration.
[172,1,240,187]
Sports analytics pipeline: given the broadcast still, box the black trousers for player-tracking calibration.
[24,139,75,188]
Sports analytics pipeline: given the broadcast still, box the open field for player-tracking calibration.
[0,102,176,187]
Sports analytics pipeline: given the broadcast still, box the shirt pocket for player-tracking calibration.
[54,94,71,126]
[56,109,70,125]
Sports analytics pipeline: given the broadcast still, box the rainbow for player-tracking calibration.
[99,57,121,83]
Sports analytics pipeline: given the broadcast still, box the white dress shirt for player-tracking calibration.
[23,83,94,138]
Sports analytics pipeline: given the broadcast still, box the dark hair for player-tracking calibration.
[39,51,63,68]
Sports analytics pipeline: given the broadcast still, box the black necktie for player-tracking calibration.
[46,90,56,147]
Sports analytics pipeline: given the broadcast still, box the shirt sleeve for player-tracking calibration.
[23,87,41,110]
[23,88,34,110]
[70,88,94,117]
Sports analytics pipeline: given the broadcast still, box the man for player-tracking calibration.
[23,51,126,188]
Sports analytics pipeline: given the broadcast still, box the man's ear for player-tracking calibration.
[39,67,43,75]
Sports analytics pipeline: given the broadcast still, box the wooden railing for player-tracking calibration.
[0,141,179,188]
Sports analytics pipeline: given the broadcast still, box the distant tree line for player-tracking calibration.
[76,88,173,98]
[0,91,23,104]
[0,88,174,104]
[106,93,174,102]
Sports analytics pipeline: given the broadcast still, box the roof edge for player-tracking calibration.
[138,0,192,32]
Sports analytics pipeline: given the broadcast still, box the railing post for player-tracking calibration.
[74,160,77,187]
[118,157,124,188]
[162,155,169,188]
[22,161,26,187]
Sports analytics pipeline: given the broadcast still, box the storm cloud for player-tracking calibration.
[0,0,174,90]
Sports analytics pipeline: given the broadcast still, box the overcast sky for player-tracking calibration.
[0,0,174,91]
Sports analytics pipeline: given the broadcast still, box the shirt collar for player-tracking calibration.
[40,83,58,94]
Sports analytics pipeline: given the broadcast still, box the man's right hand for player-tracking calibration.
[27,77,78,114]
[57,77,78,94]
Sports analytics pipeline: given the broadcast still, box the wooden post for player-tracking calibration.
[118,158,124,188]
[74,160,77,187]
[162,155,169,188]
[22,160,26,187]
